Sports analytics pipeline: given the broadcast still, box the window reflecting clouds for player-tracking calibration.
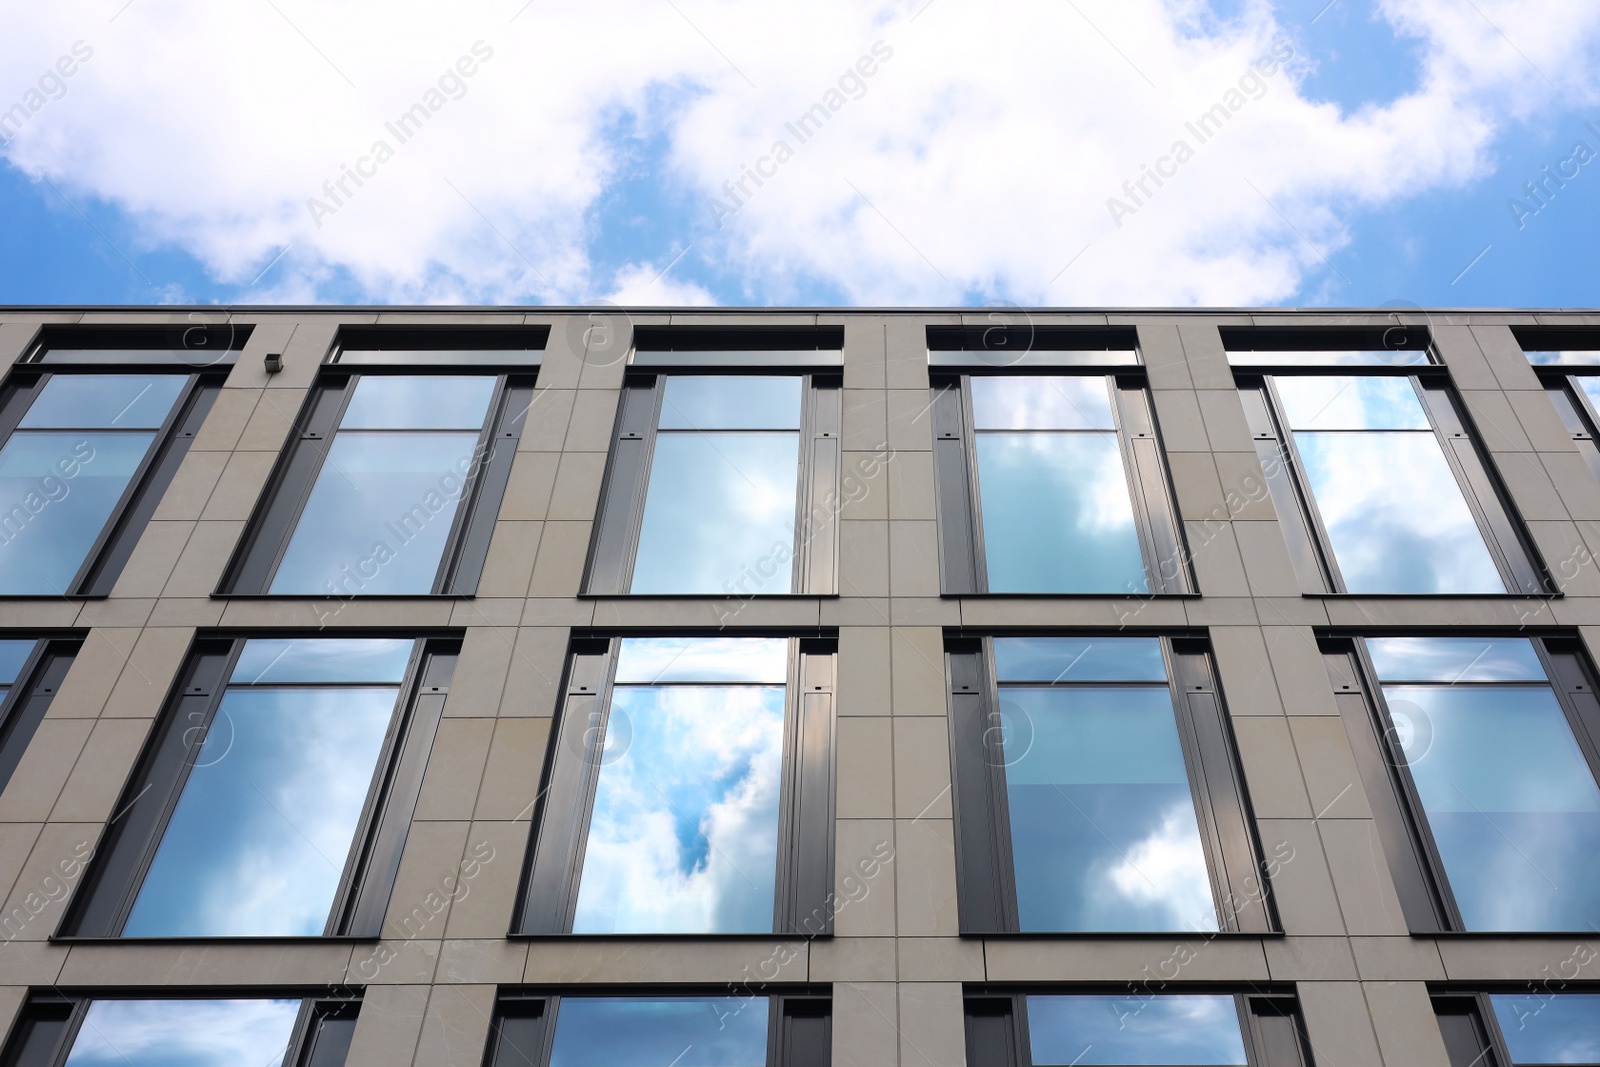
[1489,993,1600,1064]
[1025,994,1247,1065]
[1276,375,1430,430]
[62,999,301,1067]
[1367,636,1545,682]
[549,997,769,1067]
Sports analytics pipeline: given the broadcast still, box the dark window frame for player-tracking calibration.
[481,988,831,1067]
[514,634,837,937]
[962,988,1312,1067]
[1323,632,1600,934]
[0,990,359,1067]
[1535,369,1600,490]
[1237,366,1550,596]
[220,367,535,596]
[583,369,843,596]
[59,634,458,940]
[0,365,224,597]
[329,324,549,366]
[946,633,1276,936]
[929,368,1190,596]
[0,637,81,796]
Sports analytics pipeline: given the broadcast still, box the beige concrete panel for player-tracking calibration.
[1288,716,1372,819]
[196,450,276,521]
[1136,323,1194,390]
[838,626,892,717]
[475,520,541,599]
[1461,390,1535,453]
[887,450,937,520]
[810,938,896,983]
[149,450,229,521]
[893,718,951,820]
[1231,716,1312,818]
[491,627,568,719]
[894,818,957,936]
[1176,322,1233,389]
[442,823,525,939]
[436,939,529,985]
[473,717,549,820]
[888,521,940,598]
[587,598,820,629]
[561,389,621,453]
[1493,452,1568,519]
[1257,819,1345,936]
[57,941,355,986]
[841,520,890,598]
[450,598,522,629]
[841,450,890,521]
[0,602,80,629]
[886,317,941,389]
[1263,936,1358,981]
[1296,981,1385,1067]
[1431,325,1500,391]
[48,717,155,823]
[1231,521,1305,597]
[546,451,608,521]
[0,323,42,372]
[348,939,440,986]
[984,936,1270,981]
[898,982,967,1067]
[189,387,260,450]
[897,938,983,982]
[834,819,896,937]
[837,717,894,819]
[1543,451,1600,521]
[1365,980,1454,1067]
[1350,937,1445,981]
[1471,323,1544,391]
[0,719,91,821]
[0,823,42,907]
[889,597,959,626]
[1436,938,1600,981]
[343,985,431,1067]
[890,627,946,717]
[48,628,138,719]
[831,982,899,1067]
[0,940,66,986]
[234,387,304,451]
[106,520,192,598]
[837,317,889,390]
[160,519,244,597]
[527,520,592,597]
[522,939,808,983]
[844,390,890,453]
[1196,389,1256,453]
[97,627,193,719]
[1186,520,1251,598]
[1211,452,1278,520]
[886,390,934,451]
[1150,389,1210,452]
[519,389,577,452]
[0,824,97,943]
[1209,626,1284,717]
[1509,389,1579,452]
[1317,819,1410,936]
[146,599,227,627]
[1261,626,1339,716]
[498,451,560,520]
[957,597,1190,629]
[383,821,470,941]
[217,598,455,629]
[413,718,495,822]
[72,599,155,629]
[412,984,497,1067]
[1168,452,1228,520]
[1322,598,1534,628]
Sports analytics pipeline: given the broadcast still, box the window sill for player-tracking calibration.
[576,593,840,600]
[209,593,477,600]
[940,592,1199,599]
[1301,591,1561,599]
[964,930,1283,940]
[51,934,380,945]
[507,932,829,942]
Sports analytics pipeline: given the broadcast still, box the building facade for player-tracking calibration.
[0,306,1593,1066]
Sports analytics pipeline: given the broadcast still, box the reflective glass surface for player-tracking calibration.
[1528,350,1600,366]
[971,376,1116,429]
[1489,993,1600,1064]
[572,683,785,932]
[0,639,34,685]
[19,374,185,429]
[1292,431,1502,593]
[1367,636,1546,682]
[269,430,481,594]
[1385,684,1600,930]
[631,432,799,594]
[548,998,769,1067]
[994,637,1167,682]
[1000,686,1215,931]
[975,433,1146,593]
[1276,374,1430,430]
[232,637,413,684]
[63,999,301,1067]
[658,375,801,429]
[615,637,789,683]
[0,431,156,594]
[338,375,496,430]
[1025,994,1247,1065]
[1228,350,1431,367]
[124,685,398,936]
[1578,376,1600,415]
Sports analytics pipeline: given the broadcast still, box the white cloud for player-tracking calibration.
[3,0,1598,304]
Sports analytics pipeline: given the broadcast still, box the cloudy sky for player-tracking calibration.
[1,0,1597,307]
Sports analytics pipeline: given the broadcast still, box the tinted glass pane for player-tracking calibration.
[1578,376,1600,414]
[976,433,1146,593]
[1367,637,1546,682]
[1000,687,1215,931]
[124,686,397,936]
[548,998,769,1067]
[658,376,802,429]
[1229,350,1430,366]
[631,432,799,594]
[233,637,413,684]
[268,430,481,594]
[0,431,155,594]
[63,999,302,1067]
[572,685,784,933]
[1026,994,1247,1065]
[994,637,1166,682]
[1386,684,1600,931]
[615,637,788,683]
[19,374,185,429]
[1529,350,1600,366]
[971,376,1115,429]
[1489,993,1600,1063]
[0,640,34,684]
[1276,375,1430,430]
[1293,431,1502,593]
[338,375,496,430]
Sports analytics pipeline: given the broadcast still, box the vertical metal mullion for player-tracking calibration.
[0,376,46,443]
[1262,378,1350,593]
[583,378,662,594]
[1243,997,1312,1067]
[783,648,836,936]
[930,378,982,594]
[1535,642,1600,794]
[1546,376,1600,485]
[436,374,521,594]
[1237,383,1332,593]
[947,642,1016,933]
[1112,378,1190,595]
[799,377,841,596]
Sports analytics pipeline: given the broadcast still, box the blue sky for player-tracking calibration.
[2,0,1597,308]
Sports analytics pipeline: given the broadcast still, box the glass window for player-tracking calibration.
[991,637,1216,932]
[1025,994,1248,1066]
[1274,375,1502,593]
[1527,349,1600,366]
[0,374,186,594]
[1228,349,1430,367]
[548,998,769,1067]
[61,999,302,1067]
[0,639,34,697]
[121,638,413,937]
[267,375,497,595]
[1488,993,1600,1064]
[631,376,802,594]
[570,637,788,933]
[1370,637,1600,931]
[970,376,1147,593]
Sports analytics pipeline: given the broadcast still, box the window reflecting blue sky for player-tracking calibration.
[572,683,785,933]
[1367,637,1546,683]
[62,999,301,1067]
[1489,993,1600,1064]
[659,376,801,430]
[232,637,414,684]
[338,375,495,430]
[19,375,185,430]
[615,637,789,683]
[1026,994,1246,1065]
[994,637,1167,683]
[549,998,768,1067]
[1276,375,1430,430]
[0,640,33,685]
[1228,350,1431,367]
[971,376,1116,430]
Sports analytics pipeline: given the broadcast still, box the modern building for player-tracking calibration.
[0,305,1592,1067]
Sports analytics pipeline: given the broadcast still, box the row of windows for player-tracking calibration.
[4,987,1596,1066]
[8,326,1600,600]
[0,631,1594,940]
